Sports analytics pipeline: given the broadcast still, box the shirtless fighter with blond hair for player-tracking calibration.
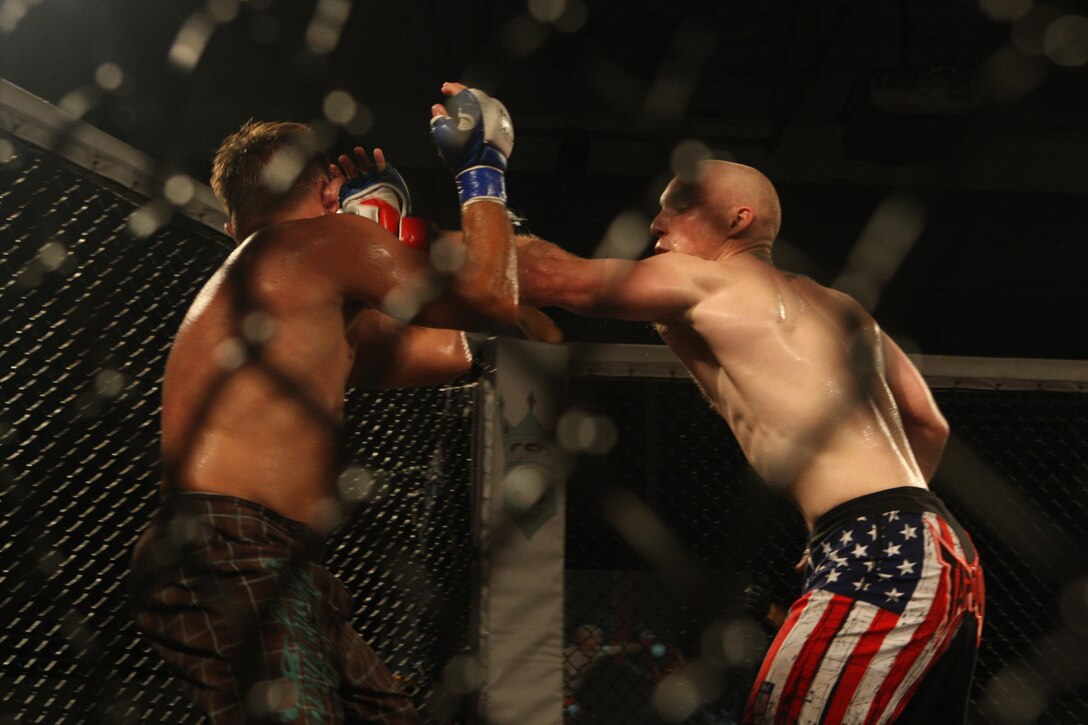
[131,82,519,723]
[517,160,984,724]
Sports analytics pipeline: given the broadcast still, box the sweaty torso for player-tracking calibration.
[161,226,364,531]
[656,254,925,528]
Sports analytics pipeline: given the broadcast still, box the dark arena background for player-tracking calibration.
[2,1,1087,724]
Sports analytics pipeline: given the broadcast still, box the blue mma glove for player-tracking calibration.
[430,88,514,206]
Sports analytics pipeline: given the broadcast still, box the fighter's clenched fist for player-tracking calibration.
[430,81,514,206]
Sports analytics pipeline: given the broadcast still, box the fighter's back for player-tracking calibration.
[160,219,360,527]
[665,253,926,526]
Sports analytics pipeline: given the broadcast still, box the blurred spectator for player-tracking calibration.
[631,629,684,684]
[564,624,642,722]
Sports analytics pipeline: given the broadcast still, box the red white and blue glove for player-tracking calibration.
[430,86,514,207]
[336,147,431,250]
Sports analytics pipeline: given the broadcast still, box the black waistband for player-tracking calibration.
[811,486,952,544]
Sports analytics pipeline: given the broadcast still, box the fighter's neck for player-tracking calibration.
[719,243,774,264]
[234,199,328,242]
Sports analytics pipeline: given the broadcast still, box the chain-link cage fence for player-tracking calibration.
[0,130,478,723]
[4,121,1087,725]
[563,377,1088,724]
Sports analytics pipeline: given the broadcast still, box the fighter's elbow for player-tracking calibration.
[429,345,474,382]
[914,415,950,473]
[910,412,949,448]
[928,410,951,446]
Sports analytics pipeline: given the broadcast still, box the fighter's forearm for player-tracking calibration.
[515,235,607,314]
[430,82,518,331]
[451,202,519,328]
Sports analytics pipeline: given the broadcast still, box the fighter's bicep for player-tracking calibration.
[591,255,714,321]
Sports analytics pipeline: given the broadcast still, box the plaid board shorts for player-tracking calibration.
[129,492,420,724]
[744,486,984,725]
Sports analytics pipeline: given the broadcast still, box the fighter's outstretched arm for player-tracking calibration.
[426,81,519,329]
[515,235,710,323]
[421,228,565,343]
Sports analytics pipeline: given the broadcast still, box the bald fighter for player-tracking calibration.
[517,160,984,724]
[130,82,518,724]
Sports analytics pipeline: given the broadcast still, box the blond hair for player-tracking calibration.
[210,120,329,229]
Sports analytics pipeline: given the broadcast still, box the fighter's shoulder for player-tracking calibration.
[283,212,384,240]
[787,274,876,323]
[643,250,731,280]
[794,275,864,310]
[781,269,837,296]
[249,214,392,257]
[639,254,736,304]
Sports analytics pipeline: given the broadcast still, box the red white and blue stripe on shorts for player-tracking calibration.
[744,509,984,725]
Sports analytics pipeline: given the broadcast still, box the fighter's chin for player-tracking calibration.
[653,246,670,255]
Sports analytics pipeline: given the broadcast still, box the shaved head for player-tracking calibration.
[652,158,782,261]
[698,160,782,243]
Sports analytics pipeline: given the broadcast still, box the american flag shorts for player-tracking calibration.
[744,486,984,725]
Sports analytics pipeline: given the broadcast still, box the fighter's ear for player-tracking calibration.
[728,207,754,236]
[321,175,343,214]
[224,220,237,241]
